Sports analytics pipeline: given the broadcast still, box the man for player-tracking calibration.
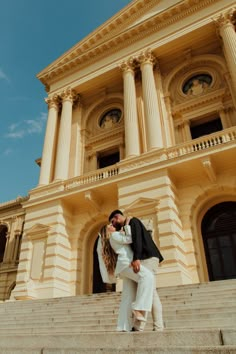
[108,209,164,331]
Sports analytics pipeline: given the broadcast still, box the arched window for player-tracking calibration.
[0,225,8,263]
[201,202,236,281]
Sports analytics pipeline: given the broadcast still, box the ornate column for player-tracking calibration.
[39,94,60,185]
[183,120,191,141]
[2,231,10,263]
[89,151,97,171]
[120,59,140,158]
[219,108,229,129]
[139,49,164,150]
[54,88,79,181]
[12,233,21,262]
[215,10,236,99]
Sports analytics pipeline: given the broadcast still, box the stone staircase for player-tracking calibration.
[0,279,235,353]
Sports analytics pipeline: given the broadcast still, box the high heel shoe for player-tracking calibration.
[132,310,146,322]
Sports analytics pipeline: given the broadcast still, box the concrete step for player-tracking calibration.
[0,281,235,353]
[1,302,235,319]
[1,295,235,313]
[1,346,236,354]
[0,329,235,350]
[0,316,235,334]
[0,309,234,328]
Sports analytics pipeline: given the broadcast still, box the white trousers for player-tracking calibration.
[116,277,136,332]
[140,257,164,330]
[120,264,154,311]
[116,264,154,332]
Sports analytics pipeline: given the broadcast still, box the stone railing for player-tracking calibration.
[65,166,119,190]
[62,126,236,192]
[166,127,236,159]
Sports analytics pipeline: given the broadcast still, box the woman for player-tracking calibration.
[97,221,154,331]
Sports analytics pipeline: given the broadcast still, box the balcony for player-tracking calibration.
[29,126,236,203]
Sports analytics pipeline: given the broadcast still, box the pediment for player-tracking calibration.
[37,0,184,86]
[125,198,159,213]
[26,223,50,240]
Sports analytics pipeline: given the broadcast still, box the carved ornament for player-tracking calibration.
[45,94,60,110]
[138,49,156,66]
[38,0,220,85]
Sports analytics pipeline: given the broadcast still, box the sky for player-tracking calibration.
[0,0,132,204]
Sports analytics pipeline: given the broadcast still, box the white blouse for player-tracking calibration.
[109,225,133,276]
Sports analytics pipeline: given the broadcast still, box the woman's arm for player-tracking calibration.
[111,225,132,244]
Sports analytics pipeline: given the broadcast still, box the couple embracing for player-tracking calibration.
[98,209,164,332]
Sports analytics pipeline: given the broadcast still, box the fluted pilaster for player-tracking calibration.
[215,10,236,100]
[139,49,163,150]
[39,95,60,185]
[54,88,79,181]
[120,59,140,158]
[2,232,10,262]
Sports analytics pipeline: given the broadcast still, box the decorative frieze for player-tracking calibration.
[38,0,222,85]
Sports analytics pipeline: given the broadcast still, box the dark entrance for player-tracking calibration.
[190,117,222,139]
[97,150,120,169]
[0,225,7,263]
[93,237,116,293]
[201,202,236,281]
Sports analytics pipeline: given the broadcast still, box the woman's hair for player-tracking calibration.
[100,225,117,275]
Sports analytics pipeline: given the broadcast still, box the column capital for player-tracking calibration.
[119,58,137,73]
[45,94,60,110]
[60,87,80,106]
[138,49,157,67]
[214,9,236,30]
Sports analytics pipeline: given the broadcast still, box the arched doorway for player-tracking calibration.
[92,236,116,293]
[0,225,7,263]
[201,202,236,281]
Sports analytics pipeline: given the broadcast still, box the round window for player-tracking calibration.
[183,74,212,96]
[99,109,122,129]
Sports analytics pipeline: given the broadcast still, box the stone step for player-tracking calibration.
[0,308,235,328]
[6,285,236,301]
[1,294,235,313]
[1,346,236,354]
[0,316,235,334]
[0,329,232,349]
[0,307,235,328]
[1,301,235,317]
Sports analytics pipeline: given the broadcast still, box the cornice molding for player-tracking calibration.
[37,0,226,87]
[0,196,29,211]
[86,126,124,146]
[172,87,226,115]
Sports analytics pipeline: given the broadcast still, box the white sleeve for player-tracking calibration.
[97,236,117,284]
[111,225,132,244]
[124,224,132,237]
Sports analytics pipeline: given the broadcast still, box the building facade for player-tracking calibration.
[0,0,236,301]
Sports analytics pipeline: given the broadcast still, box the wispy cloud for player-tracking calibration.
[0,68,10,83]
[2,148,13,156]
[5,112,47,139]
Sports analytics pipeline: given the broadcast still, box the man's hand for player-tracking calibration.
[131,260,141,273]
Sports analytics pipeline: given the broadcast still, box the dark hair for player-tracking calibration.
[108,209,123,222]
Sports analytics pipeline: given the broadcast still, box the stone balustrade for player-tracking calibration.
[29,126,236,199]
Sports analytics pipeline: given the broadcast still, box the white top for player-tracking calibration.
[109,225,133,276]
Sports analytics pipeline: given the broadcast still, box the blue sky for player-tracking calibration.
[0,0,132,203]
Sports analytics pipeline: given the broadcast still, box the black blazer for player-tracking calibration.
[129,217,163,263]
